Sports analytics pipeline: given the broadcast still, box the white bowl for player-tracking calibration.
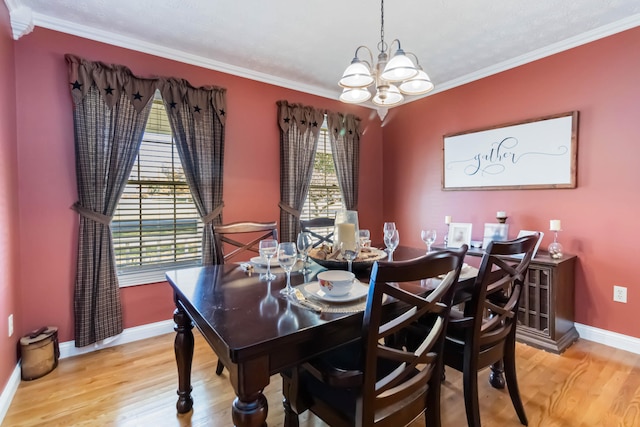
[317,270,355,296]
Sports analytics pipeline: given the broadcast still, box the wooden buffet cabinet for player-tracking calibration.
[442,246,580,354]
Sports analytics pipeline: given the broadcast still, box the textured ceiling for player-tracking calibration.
[6,0,640,109]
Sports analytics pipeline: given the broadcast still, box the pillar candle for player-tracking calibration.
[550,219,562,231]
[337,223,356,249]
[444,215,452,225]
[496,211,507,218]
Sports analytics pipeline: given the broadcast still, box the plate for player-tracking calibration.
[249,256,270,267]
[304,280,370,302]
[308,247,387,272]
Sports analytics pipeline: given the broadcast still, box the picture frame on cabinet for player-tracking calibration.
[447,223,472,248]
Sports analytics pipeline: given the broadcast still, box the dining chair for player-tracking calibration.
[213,220,278,263]
[300,217,334,248]
[281,245,468,427]
[443,233,539,427]
[212,220,278,375]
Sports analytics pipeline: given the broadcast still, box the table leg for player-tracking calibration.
[232,393,268,427]
[174,306,194,413]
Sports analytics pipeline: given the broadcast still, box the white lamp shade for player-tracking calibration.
[380,52,418,82]
[339,61,374,88]
[372,84,404,106]
[398,69,434,95]
[339,87,372,103]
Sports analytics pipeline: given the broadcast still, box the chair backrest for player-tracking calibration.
[360,246,468,426]
[213,221,278,263]
[466,234,539,365]
[300,217,334,248]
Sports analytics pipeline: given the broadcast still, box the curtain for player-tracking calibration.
[277,101,325,242]
[160,79,227,265]
[327,112,361,210]
[66,54,155,347]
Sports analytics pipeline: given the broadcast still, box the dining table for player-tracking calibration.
[166,245,478,427]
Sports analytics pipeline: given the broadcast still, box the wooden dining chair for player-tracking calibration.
[443,233,539,427]
[213,220,278,263]
[300,217,334,248]
[281,245,468,427]
[212,220,278,375]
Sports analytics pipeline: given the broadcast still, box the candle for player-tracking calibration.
[496,211,507,218]
[444,215,452,225]
[337,223,356,248]
[550,219,562,231]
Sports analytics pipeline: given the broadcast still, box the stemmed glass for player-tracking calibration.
[258,239,278,281]
[383,222,396,240]
[340,237,359,273]
[384,229,400,261]
[421,229,437,253]
[296,231,313,272]
[278,242,298,296]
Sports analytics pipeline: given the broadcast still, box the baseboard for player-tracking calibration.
[0,318,174,426]
[59,319,175,359]
[575,323,640,355]
[0,364,21,424]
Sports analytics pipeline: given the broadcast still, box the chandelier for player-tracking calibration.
[338,0,434,119]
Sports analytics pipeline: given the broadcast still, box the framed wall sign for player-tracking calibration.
[443,111,578,190]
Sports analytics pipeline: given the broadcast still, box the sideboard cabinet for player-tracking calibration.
[460,247,579,353]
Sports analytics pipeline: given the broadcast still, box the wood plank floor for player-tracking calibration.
[3,331,640,426]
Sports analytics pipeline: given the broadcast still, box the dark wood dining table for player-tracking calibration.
[166,246,476,426]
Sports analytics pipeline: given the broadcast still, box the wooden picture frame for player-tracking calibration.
[446,223,472,248]
[443,111,578,190]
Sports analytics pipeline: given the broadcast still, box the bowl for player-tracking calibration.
[317,270,355,296]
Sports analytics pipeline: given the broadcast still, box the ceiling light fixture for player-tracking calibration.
[338,0,434,120]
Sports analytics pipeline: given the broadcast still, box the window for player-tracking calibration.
[112,92,203,286]
[300,118,345,223]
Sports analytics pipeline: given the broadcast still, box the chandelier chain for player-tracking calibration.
[380,0,385,51]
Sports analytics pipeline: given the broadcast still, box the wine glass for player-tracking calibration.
[358,229,371,248]
[384,229,399,261]
[258,239,278,281]
[278,242,298,296]
[421,229,437,253]
[340,238,359,273]
[383,222,396,239]
[296,231,313,272]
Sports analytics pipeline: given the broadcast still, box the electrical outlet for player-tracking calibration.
[8,314,13,337]
[613,286,627,303]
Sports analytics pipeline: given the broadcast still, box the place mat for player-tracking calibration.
[291,283,369,314]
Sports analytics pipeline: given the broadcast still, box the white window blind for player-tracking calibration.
[112,93,203,285]
[300,119,345,222]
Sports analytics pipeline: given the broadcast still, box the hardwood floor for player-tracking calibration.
[3,331,640,426]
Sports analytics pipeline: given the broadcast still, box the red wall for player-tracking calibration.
[11,27,384,348]
[381,27,640,338]
[0,4,21,392]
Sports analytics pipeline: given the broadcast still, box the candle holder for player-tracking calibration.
[548,230,564,259]
[444,216,452,247]
[496,216,508,224]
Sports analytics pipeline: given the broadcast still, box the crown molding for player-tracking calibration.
[28,11,338,101]
[15,8,640,110]
[4,0,34,40]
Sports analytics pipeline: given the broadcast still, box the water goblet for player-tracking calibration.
[278,242,298,296]
[358,229,371,248]
[384,229,399,261]
[421,229,437,253]
[340,239,359,273]
[296,231,313,272]
[383,222,396,239]
[258,239,278,281]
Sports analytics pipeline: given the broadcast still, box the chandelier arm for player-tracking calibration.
[354,45,374,69]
